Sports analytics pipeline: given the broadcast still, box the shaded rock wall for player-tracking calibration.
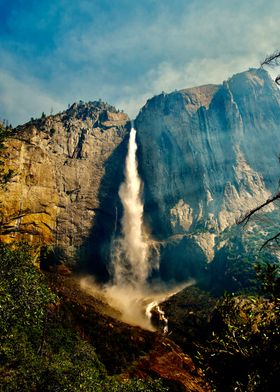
[135,68,280,281]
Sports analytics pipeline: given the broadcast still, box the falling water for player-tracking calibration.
[80,126,194,331]
[100,126,191,330]
[157,305,169,334]
[145,301,168,334]
[112,126,149,288]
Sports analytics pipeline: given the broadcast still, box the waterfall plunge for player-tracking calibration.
[102,126,156,330]
[105,126,182,331]
[112,127,149,288]
[81,126,190,331]
[81,128,194,334]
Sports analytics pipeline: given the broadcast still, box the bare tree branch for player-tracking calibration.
[261,50,280,85]
[261,50,280,67]
[260,231,280,250]
[237,192,280,226]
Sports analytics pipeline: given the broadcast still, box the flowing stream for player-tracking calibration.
[145,301,169,334]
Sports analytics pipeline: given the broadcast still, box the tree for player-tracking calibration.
[238,191,280,248]
[197,291,280,391]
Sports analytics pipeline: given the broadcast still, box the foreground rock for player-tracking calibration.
[131,337,210,391]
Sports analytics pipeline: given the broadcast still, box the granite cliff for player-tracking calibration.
[135,68,280,281]
[1,68,280,283]
[0,101,129,274]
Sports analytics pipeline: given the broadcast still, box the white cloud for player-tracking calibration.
[1,0,280,123]
[0,70,65,125]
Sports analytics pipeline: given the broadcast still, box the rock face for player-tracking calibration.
[0,101,129,272]
[135,68,280,281]
[1,69,280,282]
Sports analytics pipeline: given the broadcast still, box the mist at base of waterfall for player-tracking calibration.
[80,276,194,331]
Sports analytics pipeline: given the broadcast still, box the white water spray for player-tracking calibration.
[156,305,169,334]
[145,301,169,334]
[112,126,149,288]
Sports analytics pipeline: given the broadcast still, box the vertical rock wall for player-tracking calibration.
[0,101,129,273]
[135,69,280,281]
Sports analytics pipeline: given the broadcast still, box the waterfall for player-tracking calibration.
[81,126,193,331]
[112,126,149,288]
[145,301,169,334]
[102,125,154,330]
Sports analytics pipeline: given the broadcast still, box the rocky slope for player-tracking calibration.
[135,68,280,281]
[48,273,210,392]
[0,101,129,274]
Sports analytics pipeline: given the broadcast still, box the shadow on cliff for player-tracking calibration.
[158,237,209,285]
[75,130,129,282]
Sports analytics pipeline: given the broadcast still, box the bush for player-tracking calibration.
[197,291,280,391]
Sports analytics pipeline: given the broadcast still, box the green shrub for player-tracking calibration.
[196,292,279,391]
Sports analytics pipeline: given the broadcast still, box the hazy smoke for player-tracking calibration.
[112,127,149,288]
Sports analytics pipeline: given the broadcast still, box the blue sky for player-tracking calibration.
[0,0,279,125]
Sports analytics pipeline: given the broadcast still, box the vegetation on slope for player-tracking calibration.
[161,262,280,392]
[197,287,280,391]
[1,241,279,391]
[0,243,168,392]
